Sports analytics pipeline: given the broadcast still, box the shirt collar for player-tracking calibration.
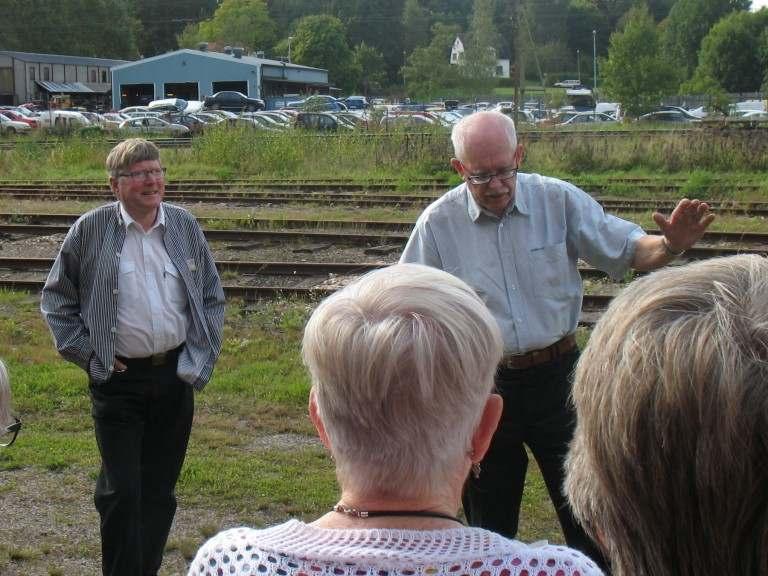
[118,202,165,231]
[465,177,530,222]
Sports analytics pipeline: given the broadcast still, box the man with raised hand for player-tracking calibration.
[42,138,225,576]
[400,111,714,570]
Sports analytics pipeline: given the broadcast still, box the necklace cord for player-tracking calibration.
[332,504,464,525]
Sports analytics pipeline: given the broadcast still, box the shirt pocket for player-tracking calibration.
[529,242,570,299]
[164,262,188,307]
[117,259,138,306]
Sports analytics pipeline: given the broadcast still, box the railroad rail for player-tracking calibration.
[3,212,768,244]
[1,221,767,254]
[0,276,611,326]
[1,186,767,215]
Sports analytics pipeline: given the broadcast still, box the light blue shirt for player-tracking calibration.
[400,173,645,353]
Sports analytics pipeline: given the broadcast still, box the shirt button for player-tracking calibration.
[110,327,116,333]
[112,289,118,295]
[116,251,121,257]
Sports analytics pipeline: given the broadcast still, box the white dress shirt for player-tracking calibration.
[115,204,189,358]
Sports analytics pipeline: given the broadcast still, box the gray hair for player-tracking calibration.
[565,255,768,575]
[450,111,518,163]
[302,263,503,500]
[0,359,12,429]
[106,138,160,177]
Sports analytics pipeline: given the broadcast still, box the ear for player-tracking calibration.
[514,144,525,166]
[450,157,465,177]
[471,393,503,463]
[109,176,119,196]
[308,387,332,452]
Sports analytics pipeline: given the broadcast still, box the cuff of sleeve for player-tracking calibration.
[662,237,686,257]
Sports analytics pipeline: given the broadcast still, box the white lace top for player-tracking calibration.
[187,520,603,576]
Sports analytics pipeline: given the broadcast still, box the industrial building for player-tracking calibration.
[0,50,129,108]
[111,46,330,110]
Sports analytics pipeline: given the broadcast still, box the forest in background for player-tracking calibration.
[0,1,764,109]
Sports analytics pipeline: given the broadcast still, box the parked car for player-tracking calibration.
[102,112,128,130]
[287,95,347,112]
[557,111,617,126]
[0,109,39,128]
[637,110,702,123]
[553,79,583,88]
[295,112,345,131]
[118,116,190,135]
[36,110,91,129]
[340,95,370,110]
[203,91,264,112]
[119,105,150,115]
[0,114,31,134]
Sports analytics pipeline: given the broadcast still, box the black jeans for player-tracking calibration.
[462,349,608,571]
[89,354,193,576]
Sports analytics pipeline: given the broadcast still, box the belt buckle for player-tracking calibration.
[151,352,167,366]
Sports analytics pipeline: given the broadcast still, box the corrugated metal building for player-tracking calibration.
[111,47,329,110]
[0,51,129,107]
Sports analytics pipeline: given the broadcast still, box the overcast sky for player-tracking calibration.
[753,0,768,10]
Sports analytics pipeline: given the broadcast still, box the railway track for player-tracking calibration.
[1,186,767,214]
[0,275,612,326]
[4,212,768,243]
[1,221,767,256]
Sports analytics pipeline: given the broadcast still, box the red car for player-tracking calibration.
[0,109,39,128]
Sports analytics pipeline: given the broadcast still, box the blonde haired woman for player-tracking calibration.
[190,263,603,576]
[566,254,768,575]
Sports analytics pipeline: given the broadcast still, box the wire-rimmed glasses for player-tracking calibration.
[0,416,21,447]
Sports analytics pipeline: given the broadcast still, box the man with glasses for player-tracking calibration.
[41,138,225,576]
[400,111,714,570]
[0,359,21,448]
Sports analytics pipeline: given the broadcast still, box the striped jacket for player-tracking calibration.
[41,202,225,390]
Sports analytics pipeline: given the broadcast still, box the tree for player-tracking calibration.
[601,5,677,116]
[292,14,356,91]
[403,23,463,100]
[663,0,751,80]
[134,0,217,57]
[461,0,500,96]
[352,42,387,96]
[687,9,768,93]
[402,0,431,56]
[0,0,139,59]
[177,0,276,54]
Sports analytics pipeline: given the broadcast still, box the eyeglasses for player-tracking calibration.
[0,417,21,447]
[465,167,518,186]
[117,167,167,181]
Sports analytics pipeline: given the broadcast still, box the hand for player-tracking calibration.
[652,198,715,253]
[114,358,128,373]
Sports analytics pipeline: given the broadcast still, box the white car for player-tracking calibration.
[118,116,190,135]
[554,79,583,88]
[0,114,31,134]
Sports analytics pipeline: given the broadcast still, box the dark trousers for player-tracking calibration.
[462,349,608,571]
[89,353,193,576]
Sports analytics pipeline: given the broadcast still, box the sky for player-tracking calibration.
[753,0,768,10]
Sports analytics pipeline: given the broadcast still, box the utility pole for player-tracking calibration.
[577,49,580,83]
[592,30,597,97]
[512,0,523,117]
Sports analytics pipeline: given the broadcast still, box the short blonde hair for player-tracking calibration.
[565,255,768,575]
[106,138,160,177]
[303,263,503,500]
[0,359,12,429]
[451,111,518,163]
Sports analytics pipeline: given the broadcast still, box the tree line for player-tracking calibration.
[0,0,764,110]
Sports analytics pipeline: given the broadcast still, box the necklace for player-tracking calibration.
[332,503,464,525]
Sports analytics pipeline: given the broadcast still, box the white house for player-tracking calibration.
[450,37,510,78]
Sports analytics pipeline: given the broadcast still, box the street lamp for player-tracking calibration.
[592,30,597,95]
[576,49,580,83]
[288,36,294,63]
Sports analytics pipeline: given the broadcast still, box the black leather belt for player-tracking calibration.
[117,343,184,370]
[499,334,577,370]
